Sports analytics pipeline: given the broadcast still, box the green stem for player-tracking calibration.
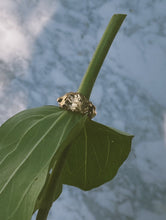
[36,147,70,220]
[77,14,126,99]
[35,14,126,220]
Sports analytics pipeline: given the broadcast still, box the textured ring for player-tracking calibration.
[57,92,96,119]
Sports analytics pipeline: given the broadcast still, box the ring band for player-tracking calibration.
[57,92,96,119]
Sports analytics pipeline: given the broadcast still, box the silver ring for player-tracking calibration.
[57,92,96,119]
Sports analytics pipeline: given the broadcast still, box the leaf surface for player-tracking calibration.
[0,106,86,220]
[62,119,133,190]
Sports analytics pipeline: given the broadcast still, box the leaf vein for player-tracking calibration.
[0,111,64,194]
[104,135,111,169]
[0,112,61,166]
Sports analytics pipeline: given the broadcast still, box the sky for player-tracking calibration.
[0,0,166,220]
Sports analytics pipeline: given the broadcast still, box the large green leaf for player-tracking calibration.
[62,119,133,190]
[0,106,87,220]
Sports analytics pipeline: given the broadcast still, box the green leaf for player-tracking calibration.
[33,162,63,213]
[0,106,87,220]
[62,119,133,190]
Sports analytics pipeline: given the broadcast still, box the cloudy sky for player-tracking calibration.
[0,1,166,220]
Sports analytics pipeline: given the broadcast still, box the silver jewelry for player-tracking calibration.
[57,92,96,119]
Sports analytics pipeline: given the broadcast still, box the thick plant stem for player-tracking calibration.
[77,14,126,99]
[36,208,50,220]
[36,14,126,220]
[36,147,70,220]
